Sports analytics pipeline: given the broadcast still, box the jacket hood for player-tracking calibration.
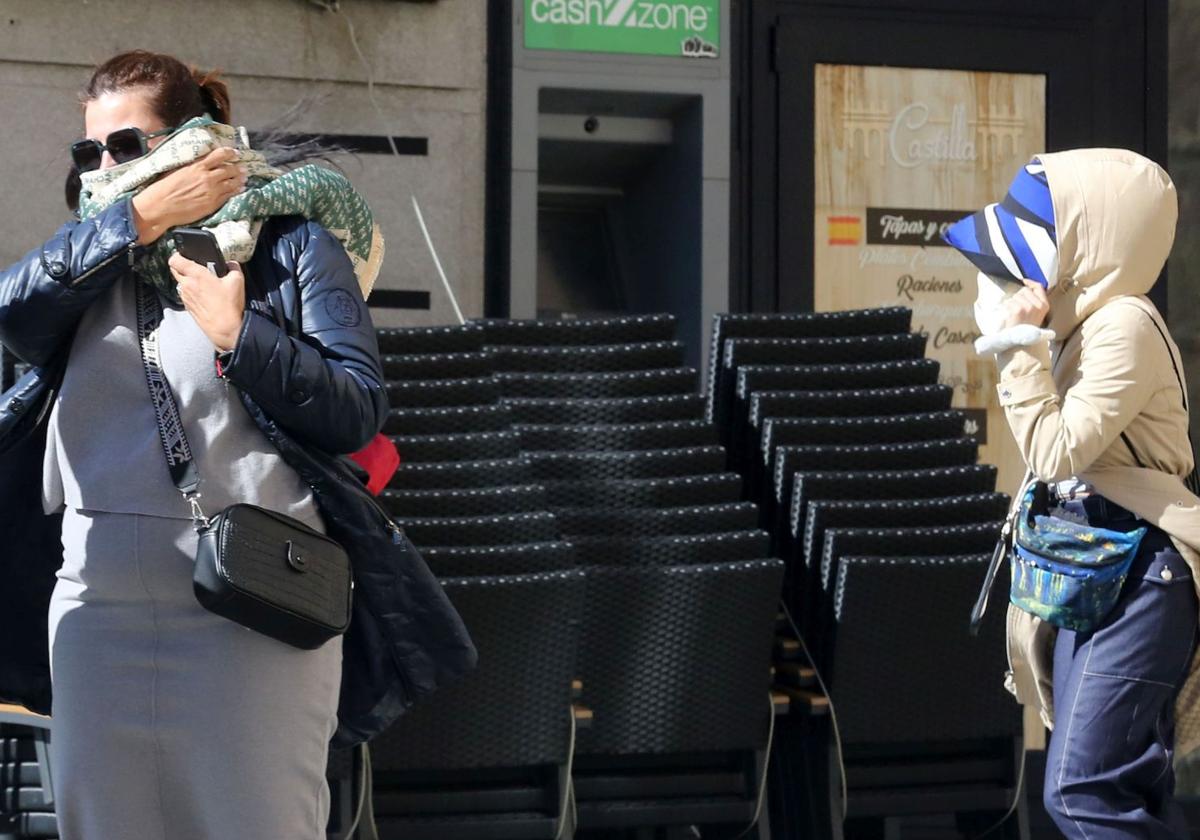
[1039,148,1177,337]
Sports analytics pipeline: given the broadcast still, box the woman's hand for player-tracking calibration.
[1000,279,1051,330]
[131,148,247,245]
[168,252,246,352]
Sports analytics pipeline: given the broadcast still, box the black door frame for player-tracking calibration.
[733,0,1168,315]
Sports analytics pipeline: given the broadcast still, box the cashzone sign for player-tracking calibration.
[525,0,720,58]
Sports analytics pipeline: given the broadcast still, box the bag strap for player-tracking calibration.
[968,473,1032,636]
[134,281,210,530]
[1121,298,1200,495]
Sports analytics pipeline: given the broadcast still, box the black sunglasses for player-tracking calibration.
[70,125,175,173]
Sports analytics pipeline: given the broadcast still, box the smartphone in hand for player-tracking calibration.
[172,227,229,277]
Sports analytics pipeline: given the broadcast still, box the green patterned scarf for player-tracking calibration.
[77,116,384,305]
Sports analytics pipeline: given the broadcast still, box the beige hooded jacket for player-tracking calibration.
[996,148,1200,753]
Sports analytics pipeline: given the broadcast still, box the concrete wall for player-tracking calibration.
[0,0,487,328]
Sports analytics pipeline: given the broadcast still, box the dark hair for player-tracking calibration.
[80,49,231,126]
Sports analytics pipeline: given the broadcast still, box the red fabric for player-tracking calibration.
[348,433,401,496]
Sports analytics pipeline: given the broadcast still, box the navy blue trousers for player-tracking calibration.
[1043,495,1198,839]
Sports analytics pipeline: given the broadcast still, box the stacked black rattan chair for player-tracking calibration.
[708,308,1025,840]
[358,323,584,840]
[0,721,56,839]
[480,313,784,839]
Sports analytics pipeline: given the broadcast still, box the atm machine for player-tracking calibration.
[506,0,732,366]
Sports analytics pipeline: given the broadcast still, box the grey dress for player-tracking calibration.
[44,276,342,840]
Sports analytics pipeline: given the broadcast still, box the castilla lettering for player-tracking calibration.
[933,327,980,349]
[895,274,963,301]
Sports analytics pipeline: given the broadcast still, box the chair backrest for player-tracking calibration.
[736,359,940,401]
[577,559,785,756]
[748,385,953,429]
[525,446,728,481]
[388,458,533,491]
[788,465,999,543]
[829,555,1020,744]
[820,523,1002,592]
[721,360,941,454]
[570,529,771,566]
[805,493,1010,578]
[771,439,981,502]
[421,541,577,577]
[384,404,512,437]
[495,368,700,399]
[541,473,743,509]
[390,430,523,463]
[369,570,585,770]
[762,411,965,460]
[381,484,549,519]
[399,511,563,549]
[376,324,485,355]
[712,333,926,431]
[487,341,686,373]
[477,313,677,346]
[501,394,705,426]
[516,420,717,453]
[554,502,759,539]
[707,307,913,421]
[386,377,502,409]
[382,351,493,381]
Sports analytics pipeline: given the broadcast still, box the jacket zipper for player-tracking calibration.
[69,242,137,288]
[358,485,404,543]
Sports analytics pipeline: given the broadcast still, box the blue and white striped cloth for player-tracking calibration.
[944,160,1059,289]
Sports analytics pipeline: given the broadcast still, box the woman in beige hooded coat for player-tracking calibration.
[960,148,1200,838]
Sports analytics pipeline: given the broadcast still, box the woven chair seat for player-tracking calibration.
[526,446,727,481]
[477,313,676,347]
[390,431,522,463]
[495,368,699,400]
[421,541,577,577]
[554,502,759,539]
[516,420,716,453]
[386,377,502,409]
[381,484,548,519]
[501,394,704,426]
[570,530,771,567]
[383,404,512,437]
[388,458,534,491]
[541,474,742,509]
[487,341,685,374]
[399,511,562,549]
[383,352,493,382]
[376,324,484,355]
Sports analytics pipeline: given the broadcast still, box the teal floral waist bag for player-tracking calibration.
[1008,481,1147,633]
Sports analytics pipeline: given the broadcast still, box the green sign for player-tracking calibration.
[524,0,720,58]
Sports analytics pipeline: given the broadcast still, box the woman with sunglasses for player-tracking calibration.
[0,50,439,840]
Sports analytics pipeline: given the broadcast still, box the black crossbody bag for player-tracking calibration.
[135,282,352,650]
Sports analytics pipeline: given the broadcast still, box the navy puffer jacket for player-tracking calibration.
[0,197,476,747]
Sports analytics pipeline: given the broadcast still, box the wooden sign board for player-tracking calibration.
[813,64,1046,496]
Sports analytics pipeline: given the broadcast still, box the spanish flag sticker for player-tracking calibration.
[827,215,862,245]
